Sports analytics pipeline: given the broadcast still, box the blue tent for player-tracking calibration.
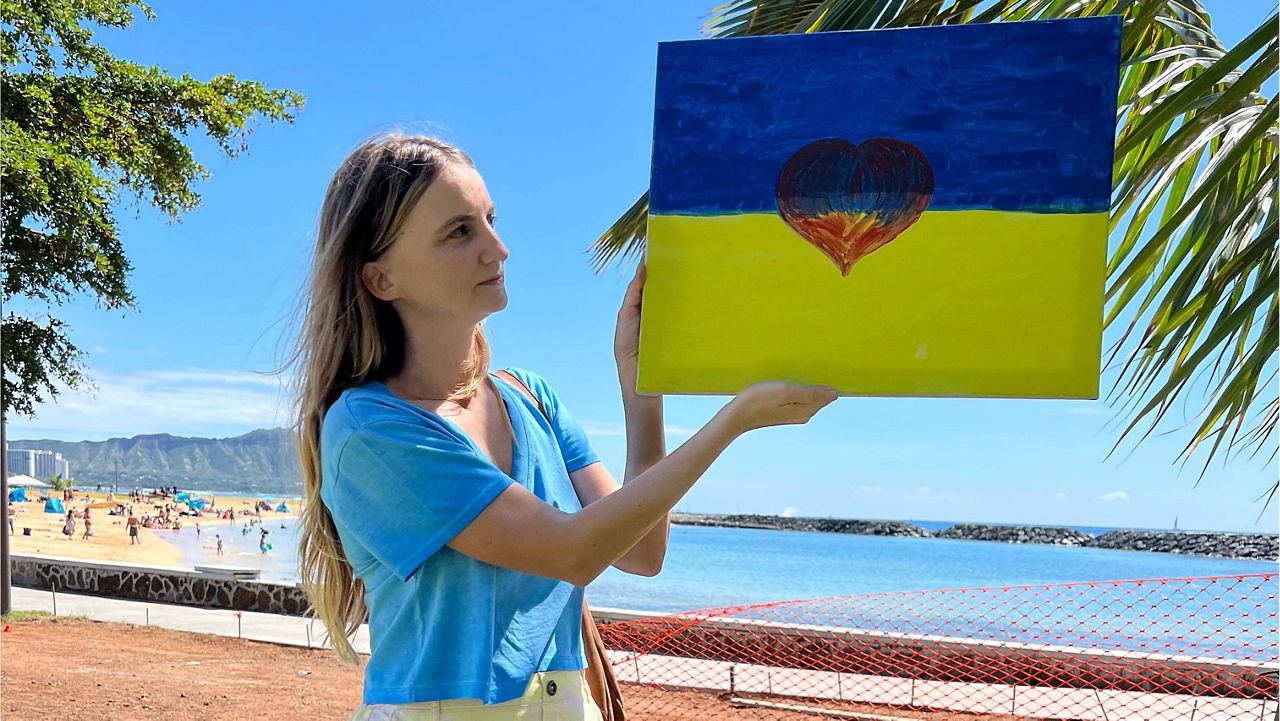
[8,487,26,503]
[175,492,190,502]
[44,498,65,514]
[187,498,209,510]
[275,502,289,513]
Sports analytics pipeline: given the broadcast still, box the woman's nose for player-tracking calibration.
[484,229,510,263]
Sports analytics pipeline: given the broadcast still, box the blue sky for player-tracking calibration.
[9,1,1277,533]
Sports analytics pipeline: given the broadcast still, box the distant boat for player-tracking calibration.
[1173,516,1179,532]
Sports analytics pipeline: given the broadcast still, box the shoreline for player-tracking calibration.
[7,491,300,569]
[669,513,1280,561]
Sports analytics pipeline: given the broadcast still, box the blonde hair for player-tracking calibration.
[288,133,491,662]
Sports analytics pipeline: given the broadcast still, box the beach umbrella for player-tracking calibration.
[7,474,49,488]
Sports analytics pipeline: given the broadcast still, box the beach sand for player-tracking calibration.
[6,491,300,568]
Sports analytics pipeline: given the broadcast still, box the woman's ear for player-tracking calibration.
[361,261,398,302]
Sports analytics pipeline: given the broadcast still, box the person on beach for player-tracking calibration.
[127,512,140,544]
[215,534,224,557]
[292,134,838,719]
[62,510,75,540]
[260,529,269,554]
[81,508,92,540]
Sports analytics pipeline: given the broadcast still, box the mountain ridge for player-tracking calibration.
[10,428,301,495]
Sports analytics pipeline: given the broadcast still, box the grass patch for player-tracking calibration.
[2,610,90,623]
[2,610,52,622]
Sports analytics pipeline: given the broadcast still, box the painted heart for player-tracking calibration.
[776,138,934,276]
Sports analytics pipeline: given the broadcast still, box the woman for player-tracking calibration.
[62,510,75,540]
[293,133,837,719]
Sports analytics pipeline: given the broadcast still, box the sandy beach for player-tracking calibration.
[6,491,301,567]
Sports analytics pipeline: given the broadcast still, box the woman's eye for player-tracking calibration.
[448,224,470,239]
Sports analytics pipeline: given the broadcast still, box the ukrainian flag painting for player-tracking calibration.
[638,17,1122,399]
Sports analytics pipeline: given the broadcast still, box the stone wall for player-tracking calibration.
[671,513,931,537]
[11,555,312,616]
[1084,530,1279,561]
[671,514,1278,560]
[938,523,1091,546]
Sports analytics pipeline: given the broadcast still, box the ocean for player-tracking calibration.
[164,517,1275,603]
[158,518,1277,661]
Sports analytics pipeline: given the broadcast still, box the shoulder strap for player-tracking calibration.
[493,369,548,421]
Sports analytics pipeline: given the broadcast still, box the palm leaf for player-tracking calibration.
[590,0,1278,500]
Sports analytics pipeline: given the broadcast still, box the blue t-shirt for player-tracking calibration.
[319,367,600,705]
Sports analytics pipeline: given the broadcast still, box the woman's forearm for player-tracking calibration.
[622,389,665,483]
[615,386,670,574]
[564,404,739,585]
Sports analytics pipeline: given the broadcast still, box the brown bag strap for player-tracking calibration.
[493,370,545,418]
[493,368,625,719]
[582,601,626,721]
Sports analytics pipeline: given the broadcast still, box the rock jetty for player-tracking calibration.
[1083,530,1279,561]
[668,514,1278,560]
[937,523,1091,546]
[670,513,931,537]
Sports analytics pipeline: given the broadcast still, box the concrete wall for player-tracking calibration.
[11,554,310,616]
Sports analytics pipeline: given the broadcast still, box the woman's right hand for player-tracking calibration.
[724,381,840,434]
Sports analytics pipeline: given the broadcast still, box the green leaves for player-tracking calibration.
[591,0,1278,500]
[1,0,304,418]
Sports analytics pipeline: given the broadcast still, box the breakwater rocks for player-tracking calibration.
[938,523,1091,546]
[670,514,1279,560]
[670,513,932,537]
[1085,530,1279,561]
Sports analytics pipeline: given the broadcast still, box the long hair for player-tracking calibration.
[288,133,491,663]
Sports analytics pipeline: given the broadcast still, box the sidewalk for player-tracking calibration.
[9,586,370,653]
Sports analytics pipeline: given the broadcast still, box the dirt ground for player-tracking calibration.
[0,617,1010,720]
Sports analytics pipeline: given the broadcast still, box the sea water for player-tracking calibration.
[158,519,1277,660]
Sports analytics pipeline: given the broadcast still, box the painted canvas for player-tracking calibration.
[638,17,1122,399]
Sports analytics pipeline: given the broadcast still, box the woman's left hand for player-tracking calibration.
[614,261,649,396]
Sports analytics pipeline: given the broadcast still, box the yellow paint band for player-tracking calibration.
[638,210,1106,399]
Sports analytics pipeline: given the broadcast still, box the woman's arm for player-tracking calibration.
[603,261,671,573]
[569,386,669,576]
[448,381,836,587]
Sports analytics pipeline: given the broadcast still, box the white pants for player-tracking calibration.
[350,670,604,721]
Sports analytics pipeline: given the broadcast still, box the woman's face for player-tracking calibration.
[363,163,509,322]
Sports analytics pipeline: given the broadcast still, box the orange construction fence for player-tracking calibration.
[595,573,1278,720]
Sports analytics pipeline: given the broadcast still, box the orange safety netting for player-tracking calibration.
[596,573,1279,720]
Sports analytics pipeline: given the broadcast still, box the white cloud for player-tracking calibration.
[8,367,295,441]
[854,484,884,495]
[1098,491,1129,502]
[579,422,626,438]
[1054,492,1068,501]
[917,485,932,495]
[780,506,800,518]
[580,421,697,440]
[145,370,283,387]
